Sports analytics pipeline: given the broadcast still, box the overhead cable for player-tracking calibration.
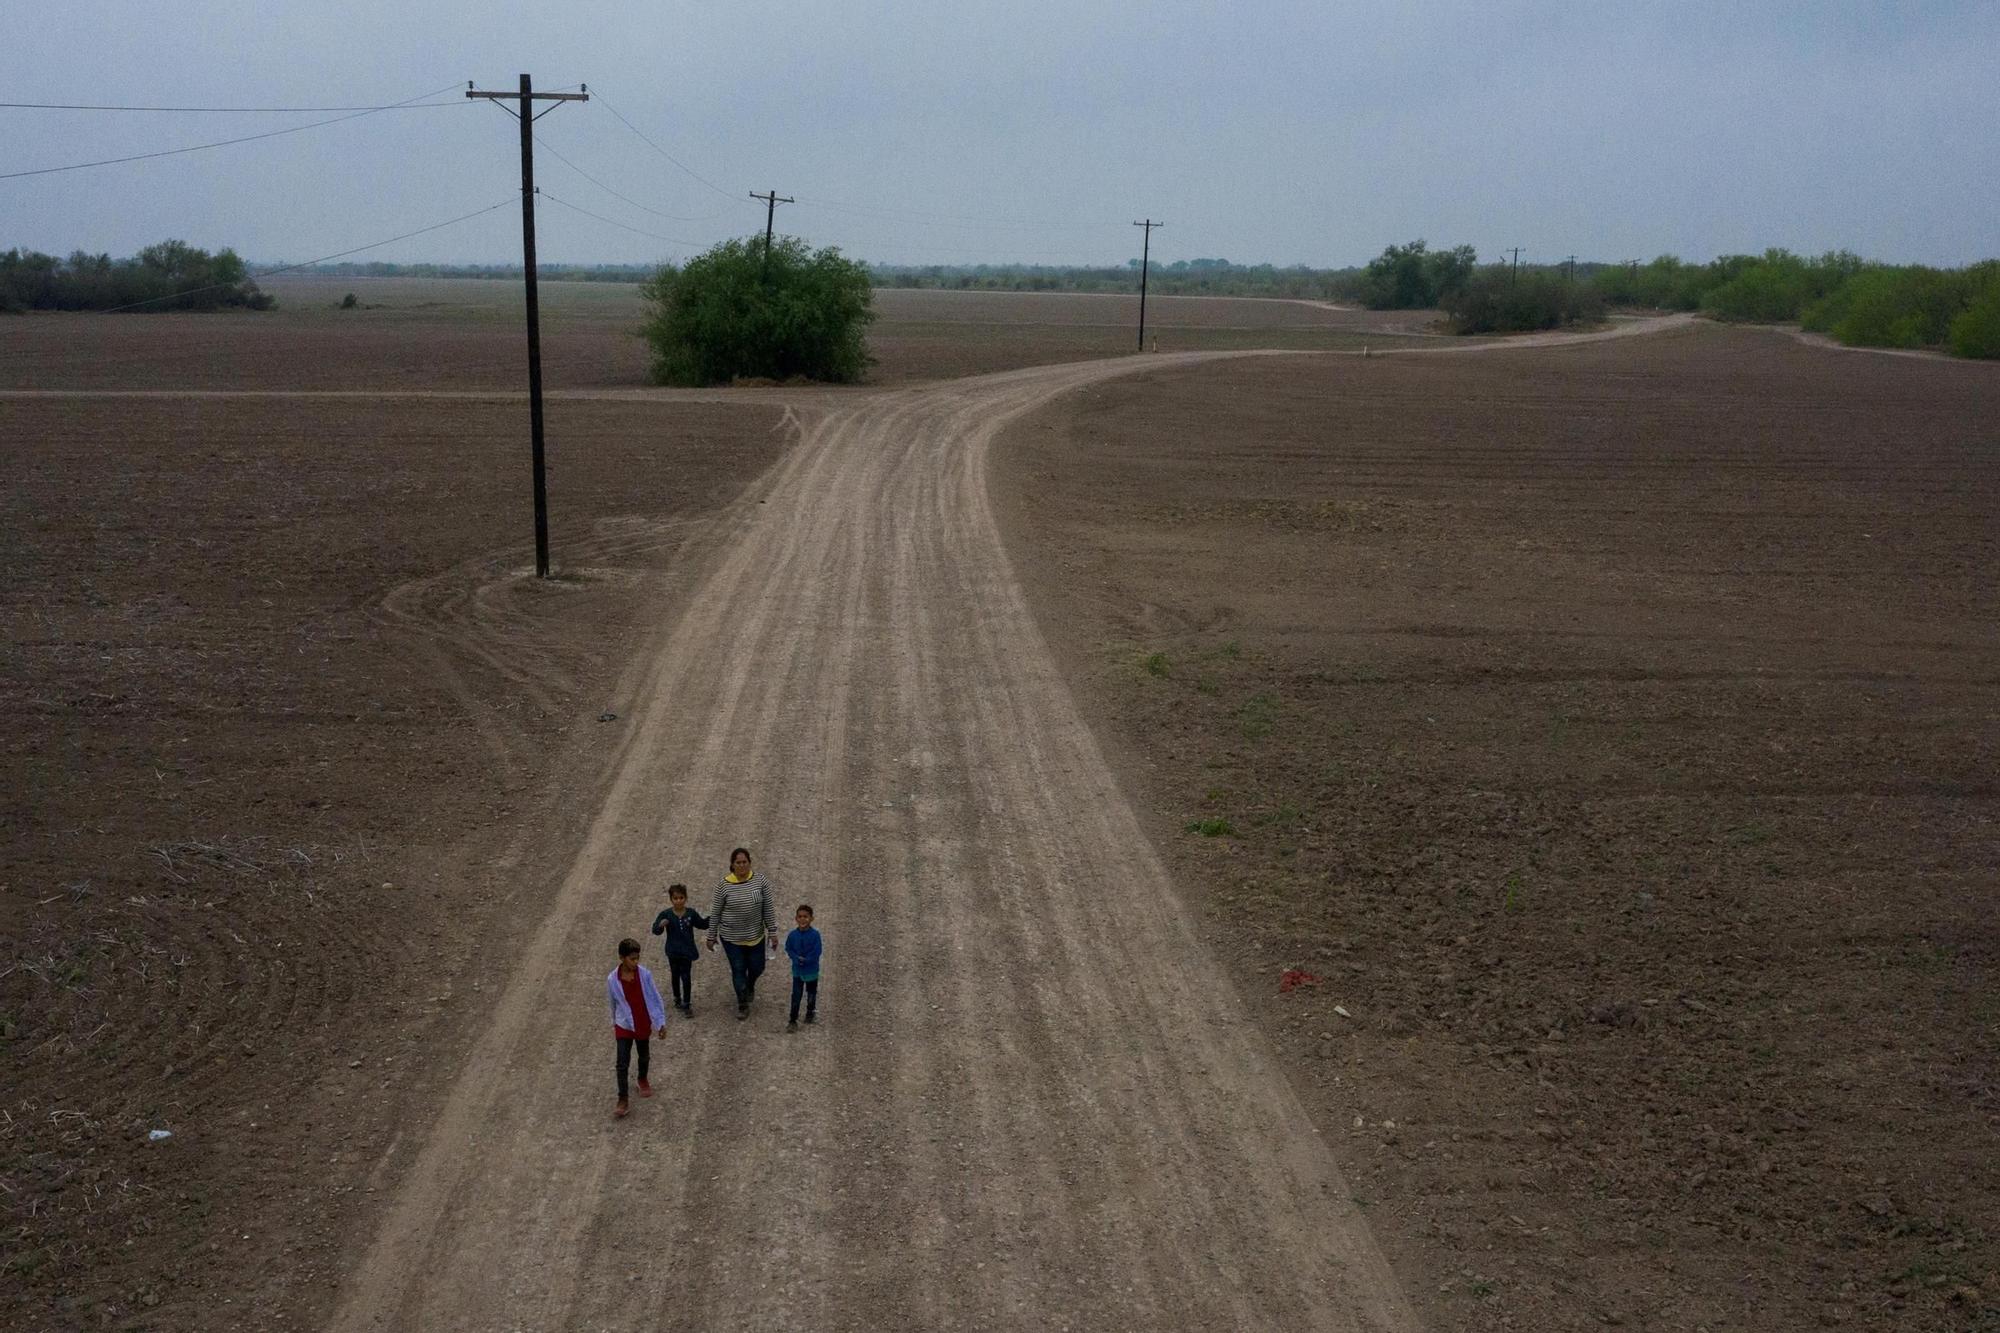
[792,194,1119,236]
[0,81,465,180]
[531,132,736,224]
[0,99,465,112]
[589,89,746,206]
[99,197,517,312]
[538,191,701,248]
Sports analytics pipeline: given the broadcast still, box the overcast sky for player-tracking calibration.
[4,1,1996,270]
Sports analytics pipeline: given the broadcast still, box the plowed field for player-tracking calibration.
[3,385,786,1326]
[992,322,2000,1330]
[8,285,1992,1331]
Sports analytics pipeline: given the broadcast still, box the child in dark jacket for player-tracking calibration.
[784,904,822,1031]
[650,883,709,1016]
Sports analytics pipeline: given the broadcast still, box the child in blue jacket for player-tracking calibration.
[784,904,822,1031]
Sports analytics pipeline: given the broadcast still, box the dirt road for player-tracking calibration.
[324,319,1698,1330]
[326,353,1420,1332]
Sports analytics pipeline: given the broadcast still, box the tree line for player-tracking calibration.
[11,234,1991,359]
[0,241,271,312]
[1349,240,2000,354]
[1592,250,1999,358]
[865,259,1358,300]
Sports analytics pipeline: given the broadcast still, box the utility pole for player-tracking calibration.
[1564,254,1577,283]
[467,75,589,579]
[1133,218,1163,351]
[750,189,793,273]
[1505,247,1522,285]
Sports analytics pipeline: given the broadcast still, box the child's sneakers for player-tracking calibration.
[786,1019,798,1032]
[614,1098,630,1119]
[805,1012,816,1024]
[637,1079,653,1098]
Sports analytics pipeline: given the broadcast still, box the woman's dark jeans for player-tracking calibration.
[722,940,766,1006]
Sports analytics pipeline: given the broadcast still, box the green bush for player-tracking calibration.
[640,236,875,386]
[1358,240,1477,309]
[0,240,271,312]
[1443,266,1604,334]
[1805,266,1963,348]
[1948,280,2000,359]
[1698,249,1863,323]
[1592,255,1710,310]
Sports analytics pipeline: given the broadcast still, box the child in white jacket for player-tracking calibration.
[607,938,668,1119]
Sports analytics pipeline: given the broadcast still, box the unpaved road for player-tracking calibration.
[325,318,1694,1331]
[324,352,1416,1333]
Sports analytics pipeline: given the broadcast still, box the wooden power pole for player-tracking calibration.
[750,189,793,273]
[466,74,589,579]
[1133,218,1163,351]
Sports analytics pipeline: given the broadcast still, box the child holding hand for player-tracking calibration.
[650,883,709,1015]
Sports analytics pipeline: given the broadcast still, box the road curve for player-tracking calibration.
[326,350,1422,1332]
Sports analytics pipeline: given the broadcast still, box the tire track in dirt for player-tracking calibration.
[321,355,1415,1332]
[326,317,1699,1331]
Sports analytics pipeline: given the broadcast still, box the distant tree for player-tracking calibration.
[1442,266,1604,334]
[1359,240,1478,309]
[1802,258,2000,354]
[1591,255,1711,309]
[1949,281,2000,358]
[1698,249,1858,323]
[0,240,271,312]
[640,236,874,386]
[1426,244,1478,302]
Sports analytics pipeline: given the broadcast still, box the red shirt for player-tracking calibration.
[614,968,651,1039]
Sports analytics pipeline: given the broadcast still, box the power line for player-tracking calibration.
[98,197,516,312]
[0,81,465,180]
[531,131,735,224]
[863,241,1135,262]
[539,192,701,247]
[546,86,1149,250]
[791,194,1115,236]
[0,99,465,112]
[589,89,746,205]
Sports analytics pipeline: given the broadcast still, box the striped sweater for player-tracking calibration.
[707,872,777,947]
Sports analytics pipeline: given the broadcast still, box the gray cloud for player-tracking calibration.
[4,1,1996,269]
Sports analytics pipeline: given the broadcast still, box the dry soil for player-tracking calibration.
[991,322,2000,1331]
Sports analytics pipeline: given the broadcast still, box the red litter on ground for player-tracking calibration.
[1279,968,1321,993]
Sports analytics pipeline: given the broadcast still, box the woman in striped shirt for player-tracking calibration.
[707,847,779,1020]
